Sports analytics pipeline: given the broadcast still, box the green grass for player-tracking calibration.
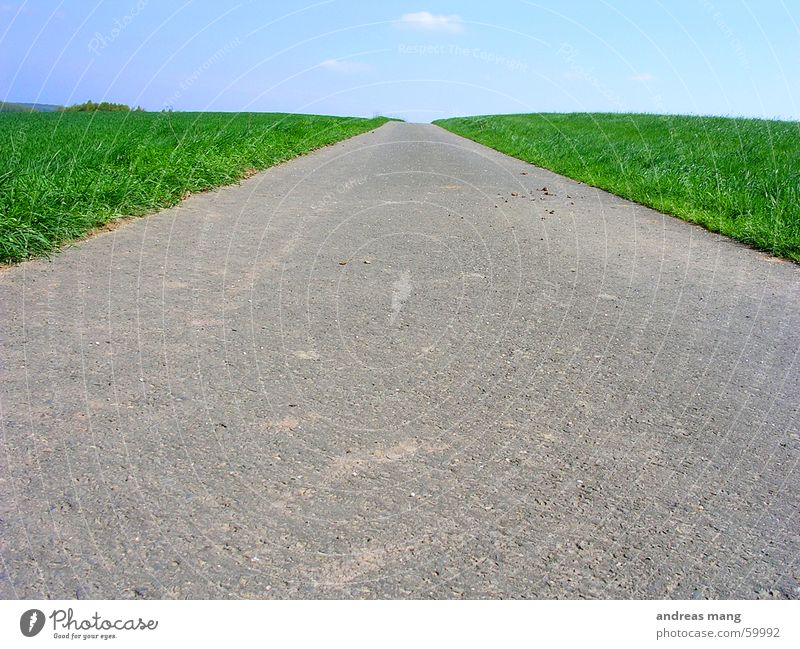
[434,113,800,262]
[0,111,389,263]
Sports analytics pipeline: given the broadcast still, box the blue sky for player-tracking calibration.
[1,0,798,121]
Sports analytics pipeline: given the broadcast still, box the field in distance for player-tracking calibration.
[0,112,389,264]
[434,113,800,262]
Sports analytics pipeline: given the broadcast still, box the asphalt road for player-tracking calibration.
[1,122,798,599]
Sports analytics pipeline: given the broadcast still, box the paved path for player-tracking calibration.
[1,122,798,599]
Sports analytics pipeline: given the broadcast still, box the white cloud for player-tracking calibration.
[319,58,372,73]
[395,11,463,32]
[629,72,656,82]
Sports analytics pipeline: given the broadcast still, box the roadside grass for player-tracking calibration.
[0,112,389,263]
[433,113,800,262]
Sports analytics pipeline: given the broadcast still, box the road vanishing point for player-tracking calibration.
[1,122,798,599]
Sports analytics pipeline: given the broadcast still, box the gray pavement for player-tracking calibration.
[1,122,798,599]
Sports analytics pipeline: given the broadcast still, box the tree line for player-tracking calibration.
[62,101,145,112]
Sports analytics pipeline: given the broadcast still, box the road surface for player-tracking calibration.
[1,122,798,599]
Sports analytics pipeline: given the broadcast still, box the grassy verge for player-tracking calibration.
[433,113,800,262]
[0,112,389,263]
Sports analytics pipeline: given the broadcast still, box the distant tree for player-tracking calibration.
[62,100,143,112]
[0,101,37,112]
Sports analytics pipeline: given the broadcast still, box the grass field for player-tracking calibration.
[0,112,388,263]
[434,113,800,262]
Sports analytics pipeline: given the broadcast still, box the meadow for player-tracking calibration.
[0,112,388,263]
[434,113,800,262]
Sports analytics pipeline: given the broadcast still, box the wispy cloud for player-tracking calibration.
[395,11,464,33]
[629,72,656,82]
[319,58,372,73]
